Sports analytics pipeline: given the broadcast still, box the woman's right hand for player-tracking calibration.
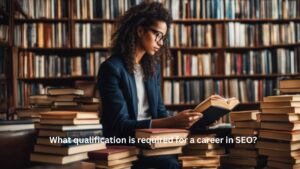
[169,109,203,129]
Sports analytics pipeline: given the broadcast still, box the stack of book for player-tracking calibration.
[256,95,300,169]
[17,87,101,122]
[278,79,300,94]
[30,111,105,164]
[221,110,267,168]
[181,134,225,169]
[82,146,139,169]
[135,128,189,157]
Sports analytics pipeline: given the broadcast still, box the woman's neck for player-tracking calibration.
[135,46,145,64]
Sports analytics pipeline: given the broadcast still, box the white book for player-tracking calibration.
[173,81,180,104]
[225,53,231,75]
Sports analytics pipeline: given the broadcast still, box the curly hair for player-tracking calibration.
[110,1,172,79]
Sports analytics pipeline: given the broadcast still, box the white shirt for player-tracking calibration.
[134,64,151,120]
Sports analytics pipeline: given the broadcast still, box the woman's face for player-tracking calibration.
[138,21,168,56]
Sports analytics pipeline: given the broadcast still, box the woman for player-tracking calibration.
[97,2,202,169]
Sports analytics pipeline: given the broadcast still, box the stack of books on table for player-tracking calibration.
[256,95,300,169]
[181,134,225,169]
[135,128,189,157]
[17,87,101,122]
[221,110,267,169]
[30,111,105,164]
[278,79,300,94]
[81,146,139,169]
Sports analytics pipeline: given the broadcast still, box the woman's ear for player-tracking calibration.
[137,26,145,38]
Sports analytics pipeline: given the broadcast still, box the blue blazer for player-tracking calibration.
[97,55,169,138]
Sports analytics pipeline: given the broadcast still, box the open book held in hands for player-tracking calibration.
[190,96,240,131]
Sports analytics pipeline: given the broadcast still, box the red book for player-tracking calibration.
[88,146,138,161]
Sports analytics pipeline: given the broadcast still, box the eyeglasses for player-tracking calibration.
[147,27,168,44]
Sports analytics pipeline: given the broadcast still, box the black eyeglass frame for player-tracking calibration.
[146,27,168,45]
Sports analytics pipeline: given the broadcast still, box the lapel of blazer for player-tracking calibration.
[127,74,138,119]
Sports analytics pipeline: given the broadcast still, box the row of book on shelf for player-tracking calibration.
[15,0,300,20]
[0,25,9,42]
[74,23,114,48]
[18,51,108,78]
[164,48,300,77]
[13,21,300,48]
[169,22,300,47]
[167,0,300,19]
[163,79,277,104]
[15,0,68,19]
[14,23,69,48]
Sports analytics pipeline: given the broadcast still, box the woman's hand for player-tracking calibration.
[169,109,203,129]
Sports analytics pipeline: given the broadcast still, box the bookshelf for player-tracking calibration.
[10,0,142,107]
[0,0,11,119]
[162,0,300,115]
[8,0,300,120]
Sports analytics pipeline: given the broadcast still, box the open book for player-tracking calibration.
[190,96,240,131]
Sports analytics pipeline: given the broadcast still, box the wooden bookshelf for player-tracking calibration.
[162,0,300,121]
[7,0,300,117]
[0,0,12,119]
[163,74,300,80]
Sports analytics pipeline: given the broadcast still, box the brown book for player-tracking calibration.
[34,143,106,155]
[53,101,78,107]
[260,113,300,122]
[30,152,88,165]
[229,149,258,158]
[141,146,182,156]
[256,140,300,151]
[184,143,220,150]
[95,162,133,169]
[37,23,44,48]
[259,130,300,141]
[230,110,260,122]
[179,156,220,168]
[135,128,189,140]
[261,107,300,114]
[138,140,188,149]
[40,111,98,119]
[234,143,256,150]
[260,101,300,108]
[279,79,300,89]
[91,156,137,166]
[40,118,100,125]
[268,156,300,164]
[183,148,225,156]
[88,146,138,161]
[231,128,258,136]
[260,121,300,131]
[280,88,300,94]
[259,148,300,157]
[263,95,300,102]
[221,156,265,167]
[267,160,300,169]
[93,162,132,169]
[47,88,84,96]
